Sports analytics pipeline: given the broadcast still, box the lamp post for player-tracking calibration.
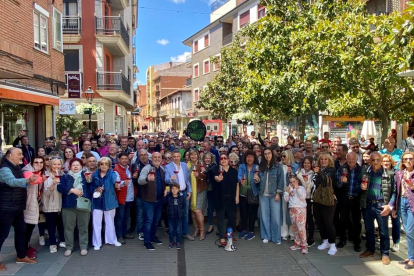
[84,86,95,131]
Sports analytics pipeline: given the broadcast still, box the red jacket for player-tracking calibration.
[114,164,136,205]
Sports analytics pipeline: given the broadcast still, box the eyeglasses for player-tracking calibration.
[51,157,62,160]
[321,146,329,149]
[81,156,86,159]
[33,161,43,164]
[220,157,228,160]
[166,156,172,160]
[100,163,109,166]
[99,141,105,143]
[403,158,414,162]
[217,140,223,143]
[351,146,360,149]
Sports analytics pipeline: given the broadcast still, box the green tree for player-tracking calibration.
[56,115,87,139]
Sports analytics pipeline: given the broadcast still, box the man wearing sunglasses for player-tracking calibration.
[348,138,363,166]
[379,137,403,168]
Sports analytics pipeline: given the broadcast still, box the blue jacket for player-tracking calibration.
[90,169,119,211]
[164,162,192,192]
[258,163,284,196]
[57,173,92,209]
[238,164,259,196]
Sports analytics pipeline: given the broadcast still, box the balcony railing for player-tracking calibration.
[211,0,230,12]
[95,16,130,46]
[96,72,131,95]
[63,16,81,34]
[223,33,233,46]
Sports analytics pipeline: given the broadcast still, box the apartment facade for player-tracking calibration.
[159,89,192,133]
[0,0,65,149]
[60,0,138,135]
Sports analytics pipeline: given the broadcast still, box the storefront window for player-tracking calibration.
[0,104,29,148]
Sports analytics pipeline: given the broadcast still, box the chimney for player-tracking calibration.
[169,62,173,68]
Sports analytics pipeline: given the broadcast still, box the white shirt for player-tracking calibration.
[174,162,186,191]
[76,151,100,161]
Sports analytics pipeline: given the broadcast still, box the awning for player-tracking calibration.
[0,85,59,105]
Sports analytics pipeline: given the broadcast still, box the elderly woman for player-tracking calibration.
[91,157,122,251]
[313,153,338,255]
[202,152,217,234]
[281,150,294,240]
[188,149,208,240]
[57,158,91,257]
[22,156,45,259]
[237,150,259,240]
[42,157,65,253]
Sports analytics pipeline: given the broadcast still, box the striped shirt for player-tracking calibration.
[367,168,384,201]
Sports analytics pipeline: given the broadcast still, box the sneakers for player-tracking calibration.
[282,236,288,241]
[80,249,88,256]
[239,231,247,239]
[245,232,255,240]
[144,242,155,250]
[176,243,181,250]
[124,233,135,239]
[165,229,169,236]
[290,244,301,251]
[391,243,400,252]
[114,241,122,247]
[183,234,195,241]
[16,257,37,264]
[151,238,163,245]
[138,233,144,241]
[328,243,337,255]
[308,239,315,247]
[39,236,45,246]
[49,245,57,253]
[59,242,66,248]
[118,237,126,245]
[168,243,174,249]
[64,250,72,257]
[94,246,100,251]
[263,239,269,244]
[318,239,329,250]
[301,246,308,254]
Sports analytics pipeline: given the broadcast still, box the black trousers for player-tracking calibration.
[0,211,27,258]
[216,199,237,239]
[239,196,258,232]
[306,199,315,241]
[45,212,65,245]
[338,197,361,246]
[313,202,336,244]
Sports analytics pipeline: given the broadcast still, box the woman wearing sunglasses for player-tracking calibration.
[213,153,239,246]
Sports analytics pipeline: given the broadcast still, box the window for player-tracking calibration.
[34,11,48,53]
[64,50,79,71]
[194,41,198,53]
[203,59,210,74]
[258,5,266,19]
[213,55,221,71]
[194,88,199,102]
[239,10,250,28]
[204,34,209,47]
[53,8,63,52]
[193,64,199,78]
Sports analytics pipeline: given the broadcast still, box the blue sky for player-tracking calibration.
[134,0,214,86]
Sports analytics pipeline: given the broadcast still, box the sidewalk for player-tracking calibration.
[0,225,412,276]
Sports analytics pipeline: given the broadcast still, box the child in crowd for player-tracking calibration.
[167,183,186,250]
[284,175,308,254]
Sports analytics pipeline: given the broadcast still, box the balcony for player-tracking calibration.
[110,0,128,10]
[96,72,133,107]
[223,33,233,46]
[63,16,82,43]
[95,16,130,56]
[159,109,168,117]
[211,0,230,12]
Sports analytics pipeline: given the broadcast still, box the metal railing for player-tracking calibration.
[63,16,81,34]
[222,33,233,46]
[96,72,131,95]
[211,0,230,12]
[95,16,130,46]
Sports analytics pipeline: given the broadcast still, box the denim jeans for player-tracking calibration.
[181,191,190,235]
[115,201,133,238]
[135,197,144,234]
[143,199,163,244]
[169,218,182,244]
[401,197,414,261]
[0,211,26,259]
[391,209,401,244]
[362,202,390,255]
[259,194,282,243]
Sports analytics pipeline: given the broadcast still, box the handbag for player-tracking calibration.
[312,174,335,206]
[247,188,259,205]
[76,197,91,212]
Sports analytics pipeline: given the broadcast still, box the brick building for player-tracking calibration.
[0,0,65,149]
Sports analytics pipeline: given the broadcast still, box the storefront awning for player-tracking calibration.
[0,85,59,106]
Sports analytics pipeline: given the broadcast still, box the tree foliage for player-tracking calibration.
[56,115,87,139]
[199,0,414,142]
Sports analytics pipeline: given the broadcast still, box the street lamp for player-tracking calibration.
[84,86,95,131]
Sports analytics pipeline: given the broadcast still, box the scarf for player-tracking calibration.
[187,162,197,211]
[69,170,83,193]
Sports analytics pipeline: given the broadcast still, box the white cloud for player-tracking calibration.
[170,51,191,62]
[156,39,169,46]
[171,0,186,3]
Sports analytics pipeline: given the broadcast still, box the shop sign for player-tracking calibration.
[187,112,195,118]
[59,100,76,115]
[67,73,81,98]
[185,120,206,141]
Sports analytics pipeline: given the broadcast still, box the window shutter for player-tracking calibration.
[240,10,250,28]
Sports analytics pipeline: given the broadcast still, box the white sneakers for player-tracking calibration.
[39,236,45,246]
[391,243,399,252]
[94,246,100,251]
[114,241,122,247]
[49,245,57,253]
[328,243,337,255]
[263,239,269,243]
[317,239,330,250]
[59,242,66,248]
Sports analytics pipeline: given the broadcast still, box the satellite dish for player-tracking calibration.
[185,120,206,141]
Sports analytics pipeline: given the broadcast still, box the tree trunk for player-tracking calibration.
[300,114,306,142]
[380,114,390,147]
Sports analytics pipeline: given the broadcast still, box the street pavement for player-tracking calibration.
[1,223,413,276]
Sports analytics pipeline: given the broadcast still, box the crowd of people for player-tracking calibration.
[0,129,413,271]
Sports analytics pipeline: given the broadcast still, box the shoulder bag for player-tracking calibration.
[312,174,335,206]
[76,197,91,212]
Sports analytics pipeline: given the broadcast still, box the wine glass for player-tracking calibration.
[241,173,246,182]
[54,170,61,181]
[254,165,260,175]
[199,161,205,172]
[150,167,156,176]
[361,174,368,190]
[312,160,318,170]
[219,165,223,175]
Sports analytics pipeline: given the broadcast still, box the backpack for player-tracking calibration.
[313,174,335,206]
[403,137,414,152]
